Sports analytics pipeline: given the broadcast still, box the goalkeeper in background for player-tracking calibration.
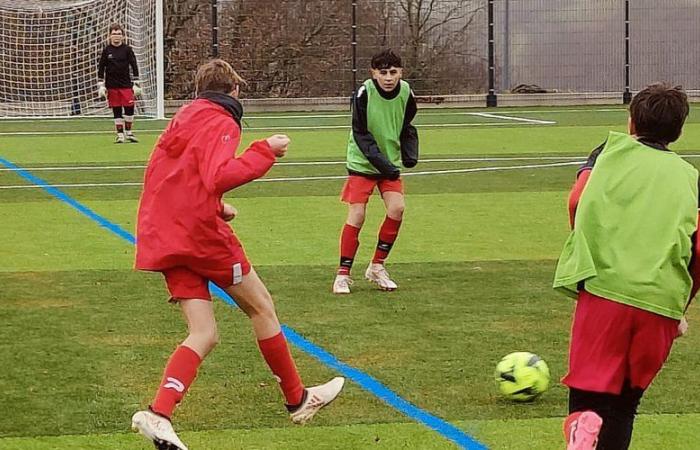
[97,23,141,143]
[332,49,418,294]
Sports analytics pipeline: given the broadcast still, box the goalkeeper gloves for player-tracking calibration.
[132,81,143,97]
[97,81,107,99]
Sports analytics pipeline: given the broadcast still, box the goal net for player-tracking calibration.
[0,0,163,118]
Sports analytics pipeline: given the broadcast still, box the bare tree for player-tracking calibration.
[222,0,350,98]
[399,0,485,89]
[160,0,488,99]
[163,0,211,98]
[359,0,487,94]
[400,1,482,59]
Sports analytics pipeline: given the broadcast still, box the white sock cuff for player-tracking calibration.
[124,115,134,123]
[114,118,125,126]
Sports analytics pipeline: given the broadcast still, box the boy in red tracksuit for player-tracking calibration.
[131,59,344,450]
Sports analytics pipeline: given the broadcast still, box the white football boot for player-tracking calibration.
[115,132,125,144]
[131,410,189,450]
[126,131,139,143]
[332,274,353,294]
[289,377,345,425]
[365,263,398,291]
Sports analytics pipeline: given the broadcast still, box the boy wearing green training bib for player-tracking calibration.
[554,83,700,450]
[332,49,419,294]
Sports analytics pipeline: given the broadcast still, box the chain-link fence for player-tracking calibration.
[163,0,700,102]
[164,0,487,99]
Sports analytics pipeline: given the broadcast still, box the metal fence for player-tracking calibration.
[163,0,700,103]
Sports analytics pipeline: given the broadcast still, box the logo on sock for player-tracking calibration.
[377,241,392,251]
[163,377,185,393]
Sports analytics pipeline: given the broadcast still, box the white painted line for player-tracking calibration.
[0,107,626,124]
[256,175,348,182]
[402,161,582,176]
[0,156,584,172]
[3,154,700,173]
[470,112,557,125]
[0,120,553,136]
[476,108,626,114]
[0,161,585,189]
[0,182,143,189]
[418,122,544,128]
[0,117,162,122]
[0,164,146,171]
[0,130,165,136]
[243,108,624,119]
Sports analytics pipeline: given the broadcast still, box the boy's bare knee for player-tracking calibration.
[388,205,404,220]
[184,327,219,356]
[347,205,367,228]
[240,292,276,319]
[210,329,220,346]
[348,216,365,228]
[253,301,277,321]
[198,328,220,349]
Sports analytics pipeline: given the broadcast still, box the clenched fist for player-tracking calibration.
[266,134,290,158]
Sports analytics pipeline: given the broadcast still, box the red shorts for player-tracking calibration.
[161,250,251,301]
[340,175,403,204]
[563,290,679,394]
[107,88,135,108]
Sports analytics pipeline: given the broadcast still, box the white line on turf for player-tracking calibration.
[0,161,584,189]
[0,165,147,171]
[0,182,143,189]
[403,161,583,176]
[4,154,700,172]
[469,112,557,124]
[0,121,552,136]
[0,107,627,124]
[242,108,624,119]
[0,156,585,172]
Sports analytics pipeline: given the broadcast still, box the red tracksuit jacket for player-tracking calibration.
[135,98,275,272]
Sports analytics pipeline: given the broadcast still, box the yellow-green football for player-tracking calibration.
[495,352,550,402]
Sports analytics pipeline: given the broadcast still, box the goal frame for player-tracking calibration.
[0,0,165,119]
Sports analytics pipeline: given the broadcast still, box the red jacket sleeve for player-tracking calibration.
[568,169,591,229]
[197,120,276,195]
[689,212,700,302]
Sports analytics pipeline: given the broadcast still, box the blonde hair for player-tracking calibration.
[195,59,245,95]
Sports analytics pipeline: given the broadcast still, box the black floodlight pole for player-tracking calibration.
[487,0,497,107]
[623,0,632,104]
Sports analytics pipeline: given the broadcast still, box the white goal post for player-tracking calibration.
[0,0,164,118]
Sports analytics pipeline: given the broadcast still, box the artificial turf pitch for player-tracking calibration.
[2,106,700,449]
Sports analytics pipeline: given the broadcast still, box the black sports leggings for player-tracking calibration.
[569,382,644,450]
[112,106,135,118]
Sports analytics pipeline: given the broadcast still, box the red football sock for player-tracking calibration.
[150,345,202,419]
[372,216,402,264]
[125,121,133,131]
[338,223,361,275]
[258,332,304,406]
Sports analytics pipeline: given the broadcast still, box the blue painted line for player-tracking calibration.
[1,156,487,450]
[0,157,135,244]
[281,325,486,449]
[209,283,487,449]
